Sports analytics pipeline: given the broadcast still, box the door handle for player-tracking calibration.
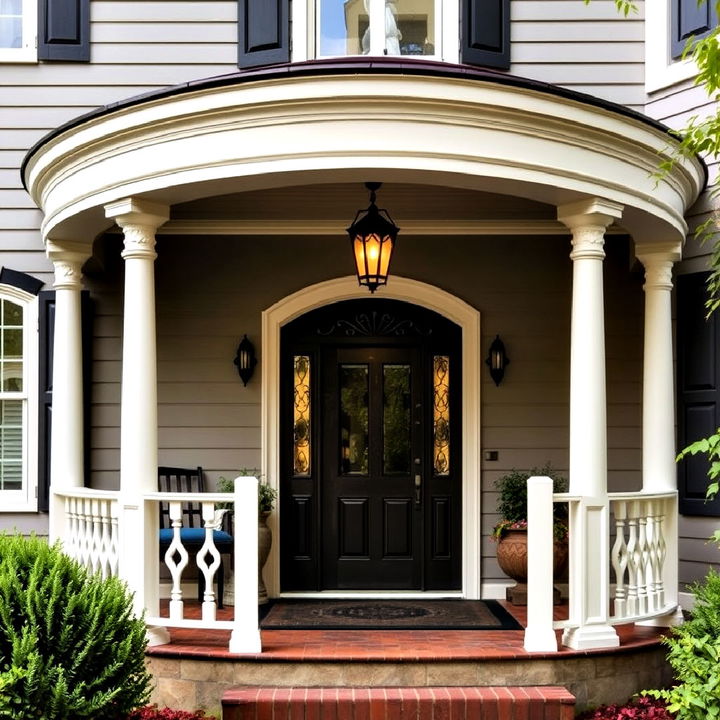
[414,474,422,506]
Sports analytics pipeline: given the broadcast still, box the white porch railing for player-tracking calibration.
[52,488,120,579]
[51,476,261,654]
[524,476,679,652]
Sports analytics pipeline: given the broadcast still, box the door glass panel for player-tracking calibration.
[383,364,411,475]
[433,355,450,475]
[293,355,311,476]
[340,364,369,475]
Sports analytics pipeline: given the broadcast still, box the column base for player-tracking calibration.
[637,605,685,627]
[562,624,620,650]
[146,625,171,647]
[229,627,262,654]
[524,627,559,653]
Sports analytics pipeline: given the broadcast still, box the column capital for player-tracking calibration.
[558,199,624,262]
[105,198,169,261]
[635,242,682,292]
[46,240,91,291]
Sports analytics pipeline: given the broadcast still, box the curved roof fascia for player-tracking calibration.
[22,58,706,245]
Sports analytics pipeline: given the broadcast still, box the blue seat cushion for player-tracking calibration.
[159,528,233,546]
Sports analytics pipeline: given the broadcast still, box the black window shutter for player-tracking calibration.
[37,291,93,512]
[38,0,90,62]
[671,0,718,59]
[460,0,510,70]
[238,0,290,69]
[677,272,720,516]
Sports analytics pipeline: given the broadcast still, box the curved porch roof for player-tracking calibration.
[22,58,706,247]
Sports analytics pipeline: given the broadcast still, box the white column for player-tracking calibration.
[105,198,168,643]
[636,242,683,626]
[558,199,623,650]
[46,240,90,543]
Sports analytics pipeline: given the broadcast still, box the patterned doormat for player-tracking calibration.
[259,599,522,630]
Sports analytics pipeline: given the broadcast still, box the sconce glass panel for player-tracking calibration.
[293,355,311,476]
[433,355,450,476]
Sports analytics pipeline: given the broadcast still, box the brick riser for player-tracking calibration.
[222,686,576,720]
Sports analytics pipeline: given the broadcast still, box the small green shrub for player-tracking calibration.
[492,464,568,540]
[645,569,720,720]
[218,469,277,513]
[0,533,152,720]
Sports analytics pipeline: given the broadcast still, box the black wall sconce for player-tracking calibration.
[234,334,257,386]
[486,335,509,386]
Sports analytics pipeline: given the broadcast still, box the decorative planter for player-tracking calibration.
[258,510,273,605]
[496,528,568,605]
[223,510,274,606]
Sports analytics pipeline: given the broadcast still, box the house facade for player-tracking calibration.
[0,0,718,644]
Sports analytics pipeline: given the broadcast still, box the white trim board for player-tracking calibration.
[261,275,482,599]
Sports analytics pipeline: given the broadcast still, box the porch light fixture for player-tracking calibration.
[346,182,399,293]
[234,334,257,386]
[486,335,510,386]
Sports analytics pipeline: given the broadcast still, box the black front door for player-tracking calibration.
[322,345,422,589]
[280,299,461,592]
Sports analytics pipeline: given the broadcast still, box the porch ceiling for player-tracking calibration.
[22,59,705,248]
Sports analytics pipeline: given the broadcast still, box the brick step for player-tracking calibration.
[222,686,576,720]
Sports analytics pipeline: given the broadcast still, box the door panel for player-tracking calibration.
[322,346,422,590]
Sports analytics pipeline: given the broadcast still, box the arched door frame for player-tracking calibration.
[262,275,482,599]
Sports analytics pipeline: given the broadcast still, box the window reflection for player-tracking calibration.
[340,364,369,474]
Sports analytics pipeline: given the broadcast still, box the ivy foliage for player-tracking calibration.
[645,571,720,719]
[0,534,152,720]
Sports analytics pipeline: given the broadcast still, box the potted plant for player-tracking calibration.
[492,464,568,605]
[218,469,278,605]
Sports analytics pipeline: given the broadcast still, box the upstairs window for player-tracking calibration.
[239,0,509,71]
[0,0,36,62]
[317,0,439,59]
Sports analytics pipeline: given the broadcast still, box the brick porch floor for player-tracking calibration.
[145,601,672,712]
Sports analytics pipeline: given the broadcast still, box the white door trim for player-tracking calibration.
[262,275,482,599]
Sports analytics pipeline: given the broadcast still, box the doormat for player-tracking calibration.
[259,599,522,631]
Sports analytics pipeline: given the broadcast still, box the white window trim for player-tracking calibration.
[645,0,698,93]
[0,0,37,64]
[292,0,459,64]
[0,286,38,512]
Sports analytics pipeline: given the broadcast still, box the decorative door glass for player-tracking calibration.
[339,364,369,474]
[293,355,311,476]
[383,364,411,475]
[432,355,449,475]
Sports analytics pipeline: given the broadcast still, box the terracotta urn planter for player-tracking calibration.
[496,528,568,605]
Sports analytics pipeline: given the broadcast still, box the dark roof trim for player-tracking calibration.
[0,268,44,295]
[21,57,709,189]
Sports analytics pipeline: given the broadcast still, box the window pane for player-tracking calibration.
[3,361,22,392]
[340,364,369,475]
[383,364,411,475]
[293,355,311,476]
[3,328,22,359]
[393,0,435,56]
[318,0,363,56]
[433,355,450,475]
[0,400,22,490]
[0,16,21,49]
[3,300,22,327]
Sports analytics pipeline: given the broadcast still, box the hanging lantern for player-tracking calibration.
[346,182,399,293]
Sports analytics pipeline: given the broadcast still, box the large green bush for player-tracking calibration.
[646,569,720,720]
[0,534,152,719]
